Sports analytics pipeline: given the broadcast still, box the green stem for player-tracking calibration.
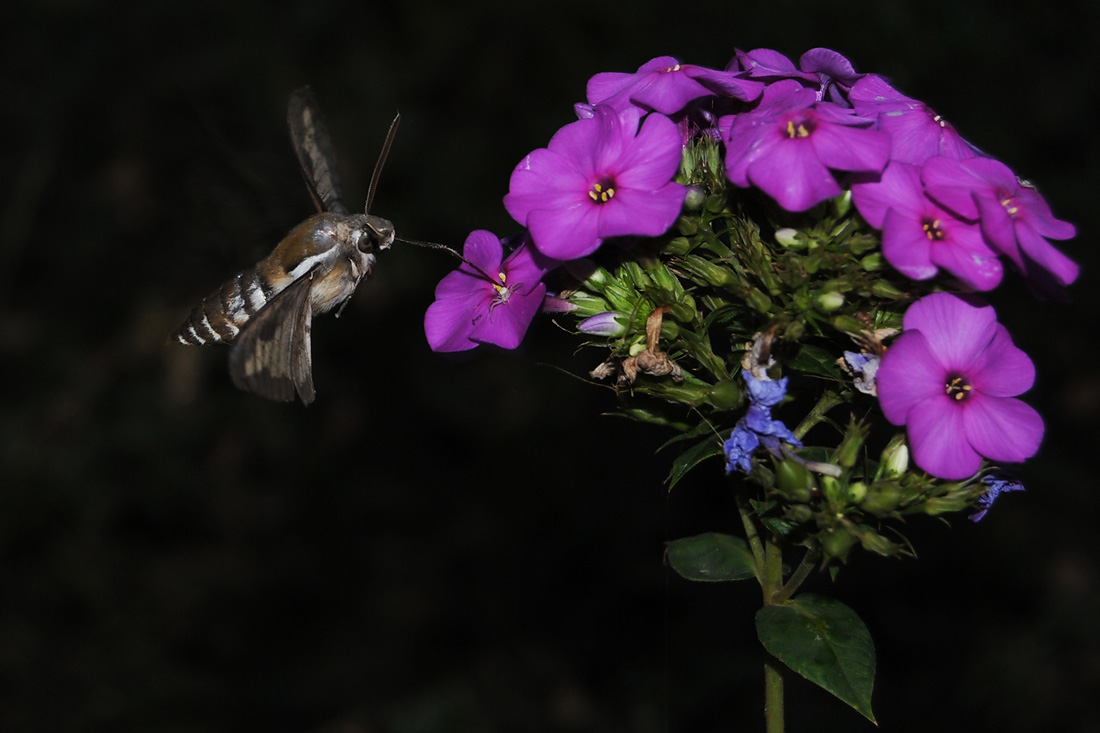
[764,657,785,733]
[735,491,766,583]
[793,389,844,441]
[773,548,819,604]
[762,533,786,733]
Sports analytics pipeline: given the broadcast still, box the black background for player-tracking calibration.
[3,0,1098,730]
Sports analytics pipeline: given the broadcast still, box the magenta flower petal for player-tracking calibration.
[900,291,997,370]
[875,329,945,425]
[724,80,887,212]
[907,397,983,479]
[963,396,1044,464]
[424,231,553,352]
[966,326,1035,396]
[504,105,686,260]
[876,293,1043,479]
[587,56,761,115]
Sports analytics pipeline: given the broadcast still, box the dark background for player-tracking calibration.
[3,0,1098,730]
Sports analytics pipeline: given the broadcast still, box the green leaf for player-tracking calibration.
[666,437,723,488]
[666,532,758,582]
[789,343,845,380]
[756,594,876,723]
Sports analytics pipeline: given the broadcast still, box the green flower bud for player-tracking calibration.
[647,261,682,294]
[832,190,853,218]
[847,481,868,504]
[666,301,697,324]
[707,379,741,410]
[836,421,866,468]
[621,261,652,290]
[871,279,906,300]
[860,253,884,271]
[858,530,900,556]
[860,481,904,515]
[831,314,865,334]
[785,505,814,524]
[679,254,736,288]
[565,292,614,318]
[820,475,842,503]
[776,459,815,503]
[664,236,692,256]
[820,528,856,561]
[746,288,773,314]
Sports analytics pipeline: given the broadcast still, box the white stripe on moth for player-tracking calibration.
[187,325,206,345]
[286,251,332,281]
[200,315,221,341]
[227,282,248,325]
[246,277,266,311]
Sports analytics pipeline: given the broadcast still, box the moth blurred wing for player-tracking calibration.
[228,270,317,404]
[287,87,348,215]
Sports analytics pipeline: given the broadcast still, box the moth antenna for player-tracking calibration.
[365,112,400,214]
[396,236,500,285]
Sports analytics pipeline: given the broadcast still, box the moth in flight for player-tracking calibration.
[173,88,399,404]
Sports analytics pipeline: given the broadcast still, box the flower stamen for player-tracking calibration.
[785,119,813,139]
[945,374,972,401]
[588,179,616,204]
[922,217,945,241]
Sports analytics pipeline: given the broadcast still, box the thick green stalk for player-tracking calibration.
[762,532,786,733]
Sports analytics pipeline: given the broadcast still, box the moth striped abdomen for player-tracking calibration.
[174,266,276,346]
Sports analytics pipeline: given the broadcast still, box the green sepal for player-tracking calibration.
[756,593,877,723]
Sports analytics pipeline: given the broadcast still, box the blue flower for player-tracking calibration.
[969,476,1025,522]
[724,371,802,474]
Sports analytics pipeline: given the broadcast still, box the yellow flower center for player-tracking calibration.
[946,375,972,402]
[588,180,616,204]
[922,218,946,241]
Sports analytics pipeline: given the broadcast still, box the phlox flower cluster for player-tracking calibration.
[423,47,1077,512]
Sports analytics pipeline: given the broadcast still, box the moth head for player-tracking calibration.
[353,214,395,254]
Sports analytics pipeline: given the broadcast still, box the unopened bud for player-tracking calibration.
[815,290,846,313]
[775,228,803,248]
[880,437,909,478]
[577,313,626,337]
[683,186,706,211]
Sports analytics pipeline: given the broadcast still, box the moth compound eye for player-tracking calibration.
[357,231,376,253]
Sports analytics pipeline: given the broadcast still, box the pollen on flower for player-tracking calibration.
[784,119,812,139]
[588,180,616,203]
[921,218,945,240]
[1001,197,1019,216]
[663,64,681,73]
[945,375,972,401]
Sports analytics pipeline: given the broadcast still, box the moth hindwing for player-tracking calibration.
[173,88,399,404]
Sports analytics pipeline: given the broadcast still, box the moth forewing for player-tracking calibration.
[287,86,348,215]
[228,268,317,404]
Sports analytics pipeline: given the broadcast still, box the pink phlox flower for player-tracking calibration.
[587,56,763,116]
[728,47,864,104]
[921,155,1079,292]
[849,75,979,165]
[876,293,1043,480]
[503,104,687,260]
[424,230,555,352]
[722,80,890,212]
[851,161,1003,290]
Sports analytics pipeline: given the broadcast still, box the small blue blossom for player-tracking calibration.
[724,371,802,474]
[842,350,880,396]
[969,476,1025,522]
